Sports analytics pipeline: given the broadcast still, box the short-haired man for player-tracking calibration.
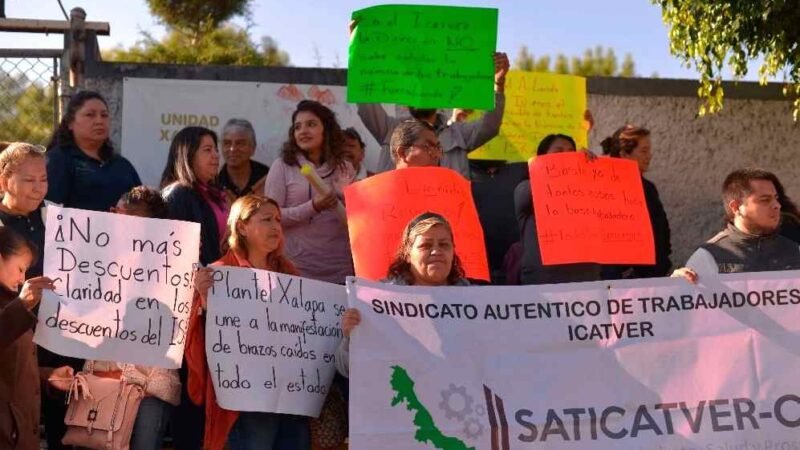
[389,120,442,169]
[673,168,800,282]
[218,118,269,200]
[342,127,371,180]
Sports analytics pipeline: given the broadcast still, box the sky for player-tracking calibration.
[0,0,760,80]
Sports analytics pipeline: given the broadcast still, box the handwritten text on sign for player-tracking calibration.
[530,153,654,265]
[349,273,800,449]
[347,4,498,109]
[206,267,345,416]
[34,207,200,369]
[470,71,587,161]
[344,167,489,281]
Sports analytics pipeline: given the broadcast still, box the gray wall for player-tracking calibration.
[86,62,800,268]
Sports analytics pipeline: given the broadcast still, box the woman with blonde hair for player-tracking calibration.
[0,143,84,449]
[185,194,308,450]
[0,143,49,278]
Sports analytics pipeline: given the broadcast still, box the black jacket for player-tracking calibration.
[603,177,672,279]
[162,183,222,266]
[515,180,602,285]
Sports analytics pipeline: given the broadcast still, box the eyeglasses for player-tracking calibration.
[411,141,443,156]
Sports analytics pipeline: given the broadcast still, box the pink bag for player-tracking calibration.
[62,372,144,450]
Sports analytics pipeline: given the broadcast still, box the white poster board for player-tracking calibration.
[122,77,389,186]
[206,266,346,417]
[34,206,200,369]
[348,273,800,449]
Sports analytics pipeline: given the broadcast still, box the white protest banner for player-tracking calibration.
[122,77,388,186]
[34,206,200,368]
[206,266,346,416]
[348,273,800,450]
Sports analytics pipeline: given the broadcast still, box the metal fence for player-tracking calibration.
[0,49,61,145]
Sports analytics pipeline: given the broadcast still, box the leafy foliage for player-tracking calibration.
[514,45,636,77]
[655,0,800,119]
[0,74,54,145]
[146,0,251,39]
[105,25,289,66]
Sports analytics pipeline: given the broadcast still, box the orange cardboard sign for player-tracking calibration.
[529,153,655,265]
[344,167,490,281]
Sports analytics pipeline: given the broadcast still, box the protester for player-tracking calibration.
[45,90,141,211]
[601,125,672,278]
[218,119,270,201]
[336,212,468,377]
[161,126,229,266]
[514,135,603,285]
[0,142,84,450]
[447,108,473,126]
[264,100,355,284]
[673,169,800,282]
[389,119,443,169]
[187,194,310,450]
[50,186,181,450]
[0,143,49,279]
[357,52,509,178]
[342,127,370,180]
[0,227,67,450]
[161,126,228,450]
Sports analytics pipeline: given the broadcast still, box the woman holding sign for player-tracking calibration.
[336,212,469,377]
[601,125,672,278]
[0,142,85,450]
[161,126,229,450]
[45,91,142,211]
[187,194,310,450]
[48,187,182,450]
[0,226,69,450]
[264,100,355,284]
[513,134,603,285]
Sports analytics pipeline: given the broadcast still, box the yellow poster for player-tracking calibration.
[469,71,587,161]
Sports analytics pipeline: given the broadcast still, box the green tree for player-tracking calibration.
[655,0,800,119]
[0,74,54,145]
[106,0,289,66]
[146,0,251,40]
[105,26,289,66]
[514,45,636,77]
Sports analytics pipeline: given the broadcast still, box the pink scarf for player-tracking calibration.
[197,183,229,242]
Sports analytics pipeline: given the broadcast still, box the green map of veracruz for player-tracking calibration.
[389,365,475,450]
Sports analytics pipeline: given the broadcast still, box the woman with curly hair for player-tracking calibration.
[264,100,355,284]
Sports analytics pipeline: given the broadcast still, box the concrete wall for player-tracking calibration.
[588,93,800,266]
[86,62,800,268]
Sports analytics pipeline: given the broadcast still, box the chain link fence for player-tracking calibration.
[0,50,61,146]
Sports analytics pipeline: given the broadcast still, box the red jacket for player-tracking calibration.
[185,249,297,450]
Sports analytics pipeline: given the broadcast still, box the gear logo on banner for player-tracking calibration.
[390,365,509,449]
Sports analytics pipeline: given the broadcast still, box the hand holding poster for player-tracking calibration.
[34,206,200,368]
[530,152,654,265]
[344,167,489,281]
[347,4,498,109]
[470,71,588,161]
[349,271,800,449]
[206,267,345,416]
